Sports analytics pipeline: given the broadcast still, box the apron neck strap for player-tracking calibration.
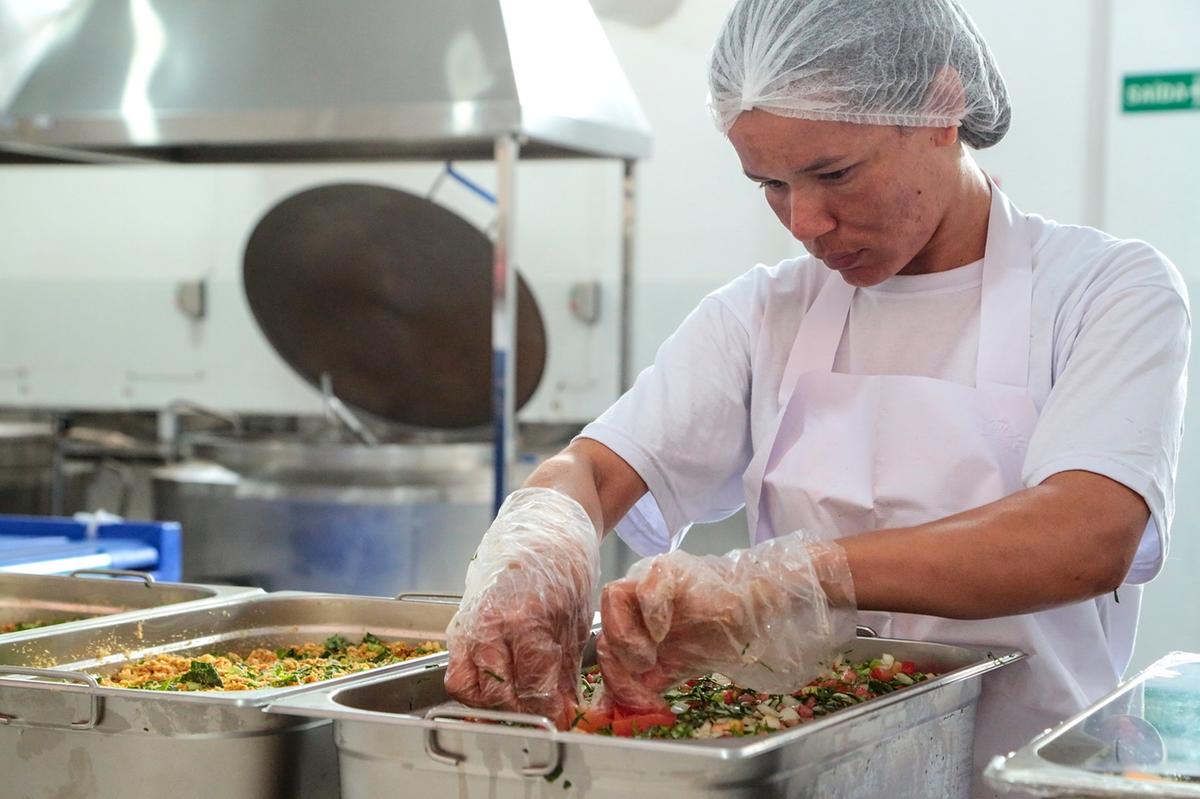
[976,187,1033,391]
[778,274,854,404]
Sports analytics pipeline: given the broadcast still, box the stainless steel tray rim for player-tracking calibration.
[0,575,263,644]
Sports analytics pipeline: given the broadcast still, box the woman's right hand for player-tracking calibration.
[444,488,601,729]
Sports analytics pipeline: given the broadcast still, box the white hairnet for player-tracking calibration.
[708,0,1011,149]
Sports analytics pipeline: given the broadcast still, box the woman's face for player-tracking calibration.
[727,110,964,287]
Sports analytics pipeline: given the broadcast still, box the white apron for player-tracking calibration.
[742,188,1131,795]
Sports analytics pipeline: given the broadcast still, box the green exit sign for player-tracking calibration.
[1123,72,1200,113]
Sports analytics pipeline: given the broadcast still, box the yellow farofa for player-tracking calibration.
[100,639,443,692]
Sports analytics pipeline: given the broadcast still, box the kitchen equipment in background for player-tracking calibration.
[242,182,546,429]
[151,432,496,593]
[0,0,651,506]
[0,0,651,164]
[0,420,89,515]
[152,427,631,594]
[986,651,1200,796]
[0,591,458,799]
[268,635,1024,799]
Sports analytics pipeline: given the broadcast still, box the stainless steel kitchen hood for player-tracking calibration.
[0,0,652,163]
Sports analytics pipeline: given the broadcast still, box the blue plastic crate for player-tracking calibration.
[0,514,181,581]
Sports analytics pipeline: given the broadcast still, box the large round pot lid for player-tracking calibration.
[243,183,546,429]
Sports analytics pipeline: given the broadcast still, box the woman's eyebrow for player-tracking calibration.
[793,155,847,174]
[743,155,849,182]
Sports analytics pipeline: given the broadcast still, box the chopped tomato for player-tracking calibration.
[722,689,735,704]
[609,712,677,737]
[572,709,613,733]
[870,666,894,681]
[796,703,814,719]
[841,669,858,683]
[898,661,917,675]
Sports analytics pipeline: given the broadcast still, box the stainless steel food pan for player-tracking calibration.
[0,591,458,799]
[268,636,1023,799]
[0,568,260,642]
[986,651,1200,797]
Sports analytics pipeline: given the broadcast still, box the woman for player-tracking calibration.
[444,0,1190,792]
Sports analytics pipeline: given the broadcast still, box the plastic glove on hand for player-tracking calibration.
[596,534,856,713]
[444,488,600,729]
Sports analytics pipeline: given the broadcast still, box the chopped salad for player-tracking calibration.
[572,653,937,739]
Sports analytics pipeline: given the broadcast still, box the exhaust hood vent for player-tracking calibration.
[0,0,651,163]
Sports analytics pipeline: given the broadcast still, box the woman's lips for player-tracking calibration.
[824,249,865,270]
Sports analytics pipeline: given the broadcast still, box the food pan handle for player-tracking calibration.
[0,666,104,730]
[70,568,156,587]
[856,624,878,638]
[396,592,461,605]
[423,703,561,777]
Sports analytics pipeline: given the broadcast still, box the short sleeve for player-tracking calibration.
[577,295,754,556]
[1024,249,1190,584]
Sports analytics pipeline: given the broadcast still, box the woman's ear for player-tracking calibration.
[931,125,960,147]
[925,65,967,124]
[923,65,966,149]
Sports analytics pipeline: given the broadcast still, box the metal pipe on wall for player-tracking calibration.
[620,159,638,392]
[491,133,520,514]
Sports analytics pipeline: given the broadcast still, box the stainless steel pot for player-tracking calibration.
[0,569,259,642]
[0,420,90,515]
[151,432,498,594]
[0,591,458,799]
[268,636,1024,799]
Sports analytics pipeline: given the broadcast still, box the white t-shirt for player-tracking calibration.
[581,215,1190,586]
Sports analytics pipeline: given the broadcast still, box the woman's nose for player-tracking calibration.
[787,189,836,241]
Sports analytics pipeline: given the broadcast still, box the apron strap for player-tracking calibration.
[777,274,855,404]
[976,187,1034,391]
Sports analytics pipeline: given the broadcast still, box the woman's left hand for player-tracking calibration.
[595,533,857,711]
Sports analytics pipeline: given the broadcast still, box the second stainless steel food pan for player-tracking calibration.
[0,569,259,641]
[0,591,458,799]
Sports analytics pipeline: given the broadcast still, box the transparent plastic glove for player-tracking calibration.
[596,533,856,712]
[445,487,600,729]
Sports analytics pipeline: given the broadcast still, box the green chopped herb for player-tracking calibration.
[322,634,350,655]
[179,660,223,688]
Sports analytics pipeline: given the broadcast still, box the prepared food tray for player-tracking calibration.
[0,618,77,634]
[0,571,259,642]
[100,632,444,692]
[568,652,935,739]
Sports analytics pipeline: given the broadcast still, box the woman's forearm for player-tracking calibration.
[523,439,649,540]
[838,470,1149,619]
